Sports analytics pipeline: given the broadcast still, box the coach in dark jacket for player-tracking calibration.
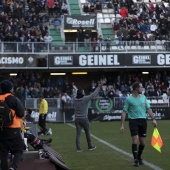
[74,83,102,152]
[0,80,25,170]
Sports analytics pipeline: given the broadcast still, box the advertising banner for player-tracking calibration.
[0,54,47,68]
[64,107,170,122]
[64,15,97,29]
[48,53,170,68]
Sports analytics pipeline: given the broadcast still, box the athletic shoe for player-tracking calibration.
[139,159,144,165]
[9,168,14,170]
[134,159,139,167]
[76,149,83,152]
[88,145,96,151]
[47,128,52,135]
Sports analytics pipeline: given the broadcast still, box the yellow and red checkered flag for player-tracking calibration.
[151,128,163,153]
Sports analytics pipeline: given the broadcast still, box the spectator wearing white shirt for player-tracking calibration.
[61,93,71,111]
[44,32,53,49]
[150,22,157,34]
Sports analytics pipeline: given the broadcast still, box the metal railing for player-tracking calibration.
[1,41,170,54]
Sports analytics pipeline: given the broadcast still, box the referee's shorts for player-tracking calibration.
[129,118,147,137]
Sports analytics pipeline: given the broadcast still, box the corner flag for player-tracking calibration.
[151,128,163,153]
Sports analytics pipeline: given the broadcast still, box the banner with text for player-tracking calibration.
[48,53,170,68]
[64,15,97,30]
[0,54,47,68]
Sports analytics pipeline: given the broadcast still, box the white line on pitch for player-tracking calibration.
[67,123,162,170]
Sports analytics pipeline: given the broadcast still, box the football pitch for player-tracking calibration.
[44,120,170,170]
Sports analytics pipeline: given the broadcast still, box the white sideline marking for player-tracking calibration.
[68,123,162,170]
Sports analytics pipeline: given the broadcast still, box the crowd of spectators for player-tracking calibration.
[88,71,170,101]
[113,0,170,47]
[4,70,170,106]
[0,0,68,52]
[82,0,170,49]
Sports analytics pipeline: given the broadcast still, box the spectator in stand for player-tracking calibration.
[140,21,149,34]
[20,33,28,52]
[112,0,119,16]
[142,11,150,23]
[61,2,68,14]
[120,92,128,103]
[148,0,155,19]
[52,86,61,98]
[151,11,158,23]
[150,22,158,35]
[89,80,97,94]
[122,27,130,44]
[137,31,145,47]
[108,87,114,98]
[47,0,54,16]
[53,15,61,32]
[77,25,84,47]
[129,26,137,45]
[92,37,97,52]
[129,4,138,15]
[160,82,167,94]
[54,0,61,15]
[61,92,71,110]
[105,36,111,52]
[119,6,128,18]
[70,82,78,99]
[113,21,120,34]
[83,2,90,13]
[100,75,107,85]
[44,32,53,49]
[89,3,95,13]
[95,1,102,13]
[117,28,123,49]
[97,34,103,51]
[44,87,53,98]
[84,29,91,49]
[148,88,157,97]
[146,82,154,93]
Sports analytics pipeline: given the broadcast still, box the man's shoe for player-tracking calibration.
[76,148,83,152]
[47,128,52,135]
[139,159,144,165]
[9,168,15,170]
[134,159,139,167]
[88,145,96,151]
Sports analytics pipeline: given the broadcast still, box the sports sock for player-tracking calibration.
[138,144,145,160]
[132,144,138,160]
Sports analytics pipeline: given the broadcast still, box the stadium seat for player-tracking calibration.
[108,9,114,13]
[102,9,108,13]
[108,85,113,89]
[97,13,103,19]
[99,18,104,23]
[111,46,118,51]
[103,14,109,18]
[102,85,107,91]
[151,99,158,105]
[147,99,151,104]
[104,18,111,24]
[143,46,150,50]
[110,14,115,18]
[157,99,164,106]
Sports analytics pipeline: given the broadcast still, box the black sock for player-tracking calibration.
[132,144,138,160]
[138,144,145,160]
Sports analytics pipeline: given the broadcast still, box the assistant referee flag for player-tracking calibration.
[151,128,163,153]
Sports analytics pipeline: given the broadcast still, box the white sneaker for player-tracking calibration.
[47,128,52,135]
